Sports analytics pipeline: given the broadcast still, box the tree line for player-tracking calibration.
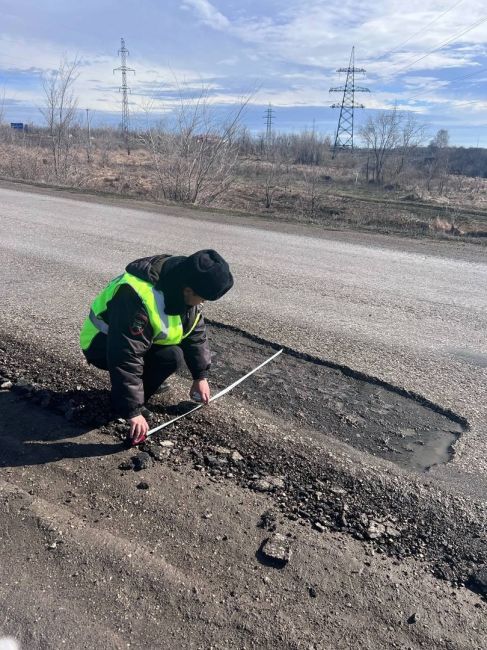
[0,58,485,207]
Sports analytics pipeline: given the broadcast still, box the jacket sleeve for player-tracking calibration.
[179,310,212,380]
[106,285,153,418]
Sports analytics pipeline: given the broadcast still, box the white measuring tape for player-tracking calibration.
[146,348,283,439]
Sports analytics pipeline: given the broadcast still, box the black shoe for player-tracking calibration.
[140,406,153,420]
[155,382,170,395]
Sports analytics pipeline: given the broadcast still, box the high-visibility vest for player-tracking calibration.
[80,272,201,351]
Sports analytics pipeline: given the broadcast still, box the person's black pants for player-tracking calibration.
[142,344,184,401]
[84,333,184,403]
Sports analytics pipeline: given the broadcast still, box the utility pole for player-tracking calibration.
[329,46,369,158]
[113,37,135,154]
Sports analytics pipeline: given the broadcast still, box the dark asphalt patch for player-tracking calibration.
[206,323,467,472]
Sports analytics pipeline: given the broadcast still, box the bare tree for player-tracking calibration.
[261,158,286,209]
[391,112,427,180]
[360,106,401,184]
[425,129,450,193]
[140,88,250,204]
[39,58,80,181]
[299,167,328,219]
[360,107,426,186]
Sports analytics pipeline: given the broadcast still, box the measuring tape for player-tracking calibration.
[146,348,283,439]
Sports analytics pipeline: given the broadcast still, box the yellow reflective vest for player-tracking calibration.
[80,272,200,351]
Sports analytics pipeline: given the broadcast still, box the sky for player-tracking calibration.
[0,0,486,146]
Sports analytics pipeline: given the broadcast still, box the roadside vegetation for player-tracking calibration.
[0,62,486,242]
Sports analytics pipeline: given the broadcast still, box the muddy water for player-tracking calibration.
[207,324,467,472]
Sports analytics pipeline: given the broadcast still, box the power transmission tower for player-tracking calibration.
[113,37,135,154]
[264,103,275,143]
[329,46,369,158]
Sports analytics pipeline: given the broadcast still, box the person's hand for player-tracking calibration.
[128,414,149,446]
[190,379,210,404]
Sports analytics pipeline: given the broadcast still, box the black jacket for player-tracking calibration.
[84,254,211,417]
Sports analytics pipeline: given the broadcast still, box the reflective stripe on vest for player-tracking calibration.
[80,272,201,350]
[89,309,108,334]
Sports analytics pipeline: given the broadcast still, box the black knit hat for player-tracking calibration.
[183,249,233,301]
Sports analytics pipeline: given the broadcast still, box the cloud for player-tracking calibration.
[181,0,230,30]
[0,0,486,144]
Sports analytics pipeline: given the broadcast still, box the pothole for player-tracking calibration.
[207,324,467,472]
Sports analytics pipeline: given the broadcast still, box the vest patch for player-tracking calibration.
[129,311,148,336]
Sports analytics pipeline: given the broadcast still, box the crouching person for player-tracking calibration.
[80,249,233,445]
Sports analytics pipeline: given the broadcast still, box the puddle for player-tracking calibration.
[208,324,467,473]
[397,426,463,472]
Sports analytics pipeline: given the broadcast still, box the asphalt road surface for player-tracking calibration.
[1,184,486,487]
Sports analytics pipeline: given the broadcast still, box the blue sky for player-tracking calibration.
[1,0,486,145]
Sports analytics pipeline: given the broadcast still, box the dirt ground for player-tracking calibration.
[0,328,485,649]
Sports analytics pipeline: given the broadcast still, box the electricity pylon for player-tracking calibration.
[113,37,135,154]
[264,103,275,142]
[330,46,369,158]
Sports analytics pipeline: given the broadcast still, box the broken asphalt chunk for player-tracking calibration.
[132,452,152,471]
[205,454,228,469]
[251,479,272,492]
[148,447,170,461]
[258,510,277,531]
[230,451,244,463]
[366,521,386,540]
[260,532,291,568]
[250,476,285,492]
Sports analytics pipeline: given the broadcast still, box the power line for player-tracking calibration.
[407,66,487,102]
[393,15,487,75]
[452,99,487,107]
[421,97,486,108]
[371,0,466,62]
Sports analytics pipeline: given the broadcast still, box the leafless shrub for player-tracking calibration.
[0,89,5,127]
[423,130,451,194]
[360,106,426,186]
[39,57,80,182]
[298,168,329,219]
[429,216,463,236]
[262,160,287,209]
[264,131,332,166]
[140,89,249,204]
[0,144,45,180]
